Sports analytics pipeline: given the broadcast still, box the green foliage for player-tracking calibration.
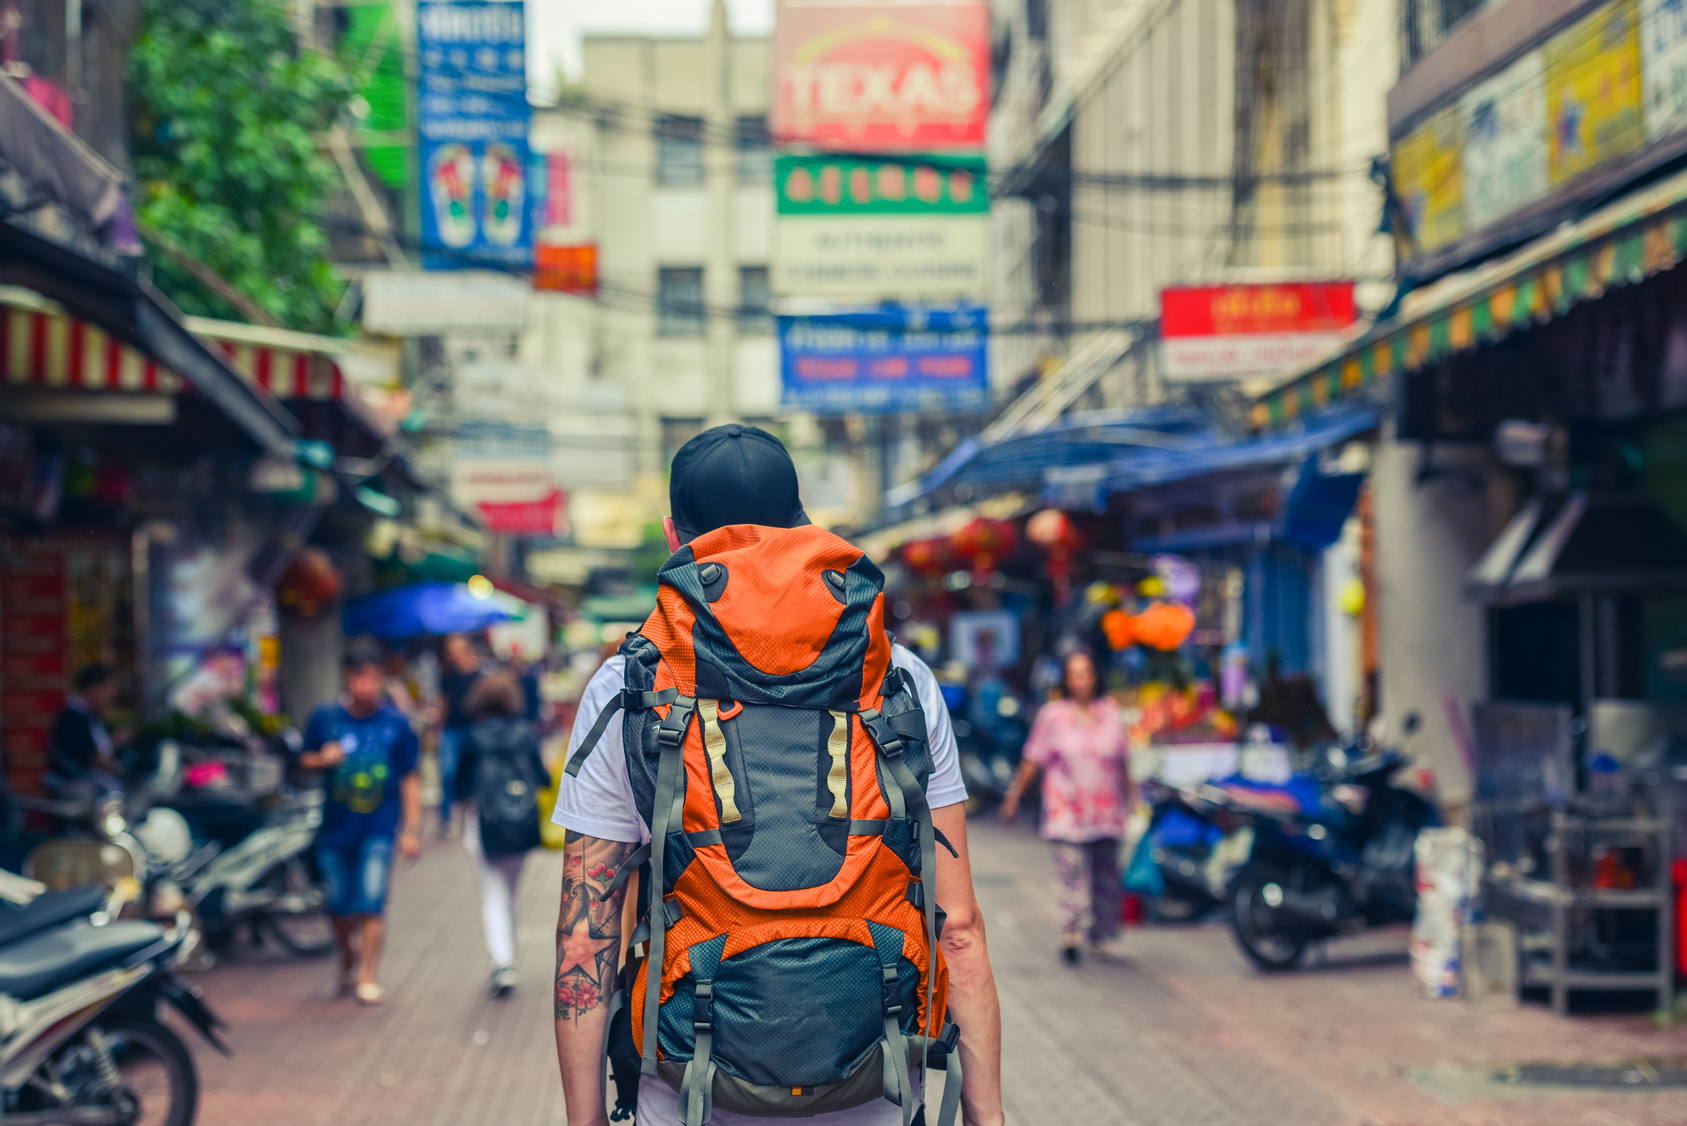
[128,0,353,332]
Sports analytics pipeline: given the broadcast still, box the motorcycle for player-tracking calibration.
[948,677,1029,812]
[0,879,226,1125]
[1216,742,1439,971]
[1127,785,1227,923]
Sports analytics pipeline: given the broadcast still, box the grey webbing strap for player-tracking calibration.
[868,924,913,1126]
[685,828,723,847]
[679,937,725,1126]
[936,1034,963,1126]
[566,687,680,777]
[849,819,888,835]
[641,695,695,1078]
[860,704,938,1126]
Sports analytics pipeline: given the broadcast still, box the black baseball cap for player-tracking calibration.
[669,424,808,541]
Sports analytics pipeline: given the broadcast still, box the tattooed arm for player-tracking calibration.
[555,829,635,1126]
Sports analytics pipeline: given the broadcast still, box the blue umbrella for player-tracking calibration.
[343,581,514,639]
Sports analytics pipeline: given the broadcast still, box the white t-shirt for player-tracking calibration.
[553,644,966,1126]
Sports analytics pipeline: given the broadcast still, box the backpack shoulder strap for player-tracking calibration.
[564,688,680,777]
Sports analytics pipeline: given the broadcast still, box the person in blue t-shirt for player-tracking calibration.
[299,643,421,1005]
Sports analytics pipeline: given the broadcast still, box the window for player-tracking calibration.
[737,266,772,334]
[657,267,705,336]
[655,115,704,186]
[735,115,771,182]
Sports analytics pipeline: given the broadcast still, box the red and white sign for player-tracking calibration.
[771,1,989,151]
[478,490,566,536]
[1160,282,1359,381]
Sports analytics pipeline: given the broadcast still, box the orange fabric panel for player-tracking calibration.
[849,723,891,821]
[681,721,718,833]
[640,593,699,694]
[693,524,882,678]
[854,593,893,706]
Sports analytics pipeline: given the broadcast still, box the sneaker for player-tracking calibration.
[490,966,518,998]
[336,967,357,998]
[1060,945,1082,966]
[354,982,385,1006]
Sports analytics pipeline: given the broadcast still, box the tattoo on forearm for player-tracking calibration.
[555,834,634,1024]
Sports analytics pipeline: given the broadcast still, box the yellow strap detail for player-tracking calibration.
[826,710,850,819]
[698,699,741,823]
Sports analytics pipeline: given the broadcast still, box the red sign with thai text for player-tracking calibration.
[1160,282,1358,338]
[478,490,565,536]
[771,2,989,151]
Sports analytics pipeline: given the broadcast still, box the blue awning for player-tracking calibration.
[884,407,1210,513]
[1098,404,1380,495]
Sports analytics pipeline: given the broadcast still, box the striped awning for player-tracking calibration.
[1252,161,1687,429]
[2,294,181,391]
[1,289,351,401]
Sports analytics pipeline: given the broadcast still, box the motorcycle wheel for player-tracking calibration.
[97,1016,199,1126]
[263,856,335,959]
[1229,868,1309,972]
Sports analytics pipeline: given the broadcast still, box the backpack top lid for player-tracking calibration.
[640,523,892,712]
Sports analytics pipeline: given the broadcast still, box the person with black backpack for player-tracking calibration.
[456,671,550,997]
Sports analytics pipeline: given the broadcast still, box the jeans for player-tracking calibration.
[437,727,465,826]
[318,835,395,917]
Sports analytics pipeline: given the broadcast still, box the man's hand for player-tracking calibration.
[398,828,421,862]
[301,741,345,770]
[555,831,635,1126]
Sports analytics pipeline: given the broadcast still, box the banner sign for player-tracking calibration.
[779,304,988,414]
[533,244,597,293]
[478,490,565,535]
[774,215,987,299]
[1393,106,1465,253]
[771,2,988,151]
[1460,51,1549,233]
[775,154,987,215]
[1544,0,1643,185]
[1643,0,1687,140]
[1160,283,1358,382]
[417,1,530,269]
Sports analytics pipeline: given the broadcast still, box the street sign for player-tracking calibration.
[779,304,988,414]
[1159,282,1358,381]
[775,154,988,215]
[774,215,987,299]
[417,0,530,269]
[771,1,989,152]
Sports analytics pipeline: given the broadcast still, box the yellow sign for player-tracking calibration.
[1392,105,1465,252]
[1545,0,1643,184]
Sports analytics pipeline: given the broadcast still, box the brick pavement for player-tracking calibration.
[180,817,1687,1126]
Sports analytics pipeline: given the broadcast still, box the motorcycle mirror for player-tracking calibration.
[1402,711,1421,737]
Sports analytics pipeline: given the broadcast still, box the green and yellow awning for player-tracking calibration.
[1253,162,1687,429]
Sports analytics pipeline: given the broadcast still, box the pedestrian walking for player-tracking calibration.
[1000,649,1132,965]
[436,633,484,837]
[297,641,422,1005]
[455,671,550,998]
[46,664,125,797]
[552,424,1004,1126]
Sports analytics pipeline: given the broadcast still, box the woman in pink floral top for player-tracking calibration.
[1001,650,1131,964]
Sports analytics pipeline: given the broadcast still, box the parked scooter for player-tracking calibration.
[949,677,1029,812]
[0,877,225,1125]
[1218,741,1439,971]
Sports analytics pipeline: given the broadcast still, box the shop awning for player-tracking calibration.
[1107,403,1379,492]
[1252,160,1687,430]
[0,217,298,454]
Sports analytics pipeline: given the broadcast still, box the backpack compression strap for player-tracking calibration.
[859,680,940,1126]
[643,695,697,1079]
[565,688,680,777]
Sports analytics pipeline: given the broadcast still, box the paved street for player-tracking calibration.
[181,817,1687,1126]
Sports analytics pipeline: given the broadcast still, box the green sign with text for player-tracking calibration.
[775,154,988,216]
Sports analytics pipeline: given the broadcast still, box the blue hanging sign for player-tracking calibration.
[417,1,530,269]
[779,304,989,415]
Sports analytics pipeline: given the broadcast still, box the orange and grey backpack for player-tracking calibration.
[565,523,963,1126]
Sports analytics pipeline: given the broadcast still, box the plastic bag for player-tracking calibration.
[1410,826,1483,998]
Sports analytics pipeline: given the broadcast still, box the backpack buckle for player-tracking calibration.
[880,965,903,1016]
[860,708,904,757]
[657,696,697,748]
[692,981,714,1032]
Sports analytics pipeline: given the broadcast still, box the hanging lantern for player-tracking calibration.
[276,547,341,618]
[1101,608,1135,650]
[901,538,949,576]
[1132,601,1196,651]
[1026,508,1076,550]
[949,517,1016,573]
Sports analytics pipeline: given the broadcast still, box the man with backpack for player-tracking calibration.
[553,425,1004,1126]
